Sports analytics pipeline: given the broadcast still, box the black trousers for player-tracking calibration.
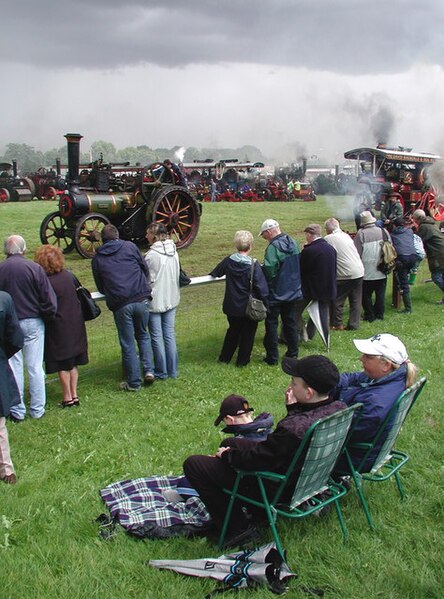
[219,315,258,366]
[263,300,299,363]
[183,455,275,533]
[362,278,387,321]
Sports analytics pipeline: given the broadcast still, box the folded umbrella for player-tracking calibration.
[149,542,296,594]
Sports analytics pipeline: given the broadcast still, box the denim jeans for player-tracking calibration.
[113,300,154,388]
[148,308,178,379]
[431,268,444,293]
[9,318,46,419]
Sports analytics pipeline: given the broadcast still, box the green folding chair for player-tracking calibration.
[218,404,362,560]
[342,376,427,530]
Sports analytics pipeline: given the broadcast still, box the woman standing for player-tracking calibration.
[144,223,180,379]
[210,230,269,367]
[34,246,88,407]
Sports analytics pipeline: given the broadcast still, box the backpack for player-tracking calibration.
[377,238,397,274]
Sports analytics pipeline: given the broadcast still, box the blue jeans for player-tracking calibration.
[431,268,444,293]
[148,309,178,379]
[113,301,154,388]
[9,318,46,419]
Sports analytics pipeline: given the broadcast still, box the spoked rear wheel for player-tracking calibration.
[151,186,200,249]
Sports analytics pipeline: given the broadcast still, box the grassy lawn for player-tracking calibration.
[0,198,442,599]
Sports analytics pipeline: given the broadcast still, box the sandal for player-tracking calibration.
[58,399,79,408]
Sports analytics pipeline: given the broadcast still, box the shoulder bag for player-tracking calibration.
[377,230,397,275]
[245,259,267,321]
[72,273,101,321]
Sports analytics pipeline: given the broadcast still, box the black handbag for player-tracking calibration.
[179,265,191,287]
[245,259,267,321]
[72,274,101,321]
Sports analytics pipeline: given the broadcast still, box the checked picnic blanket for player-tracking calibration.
[99,474,212,539]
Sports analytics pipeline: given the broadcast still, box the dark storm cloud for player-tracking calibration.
[3,0,444,74]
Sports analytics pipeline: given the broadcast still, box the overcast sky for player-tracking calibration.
[1,0,444,162]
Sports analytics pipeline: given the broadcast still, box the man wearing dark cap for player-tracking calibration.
[183,355,344,547]
[295,223,337,340]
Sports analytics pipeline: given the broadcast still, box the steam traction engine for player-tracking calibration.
[40,134,202,258]
[0,161,34,202]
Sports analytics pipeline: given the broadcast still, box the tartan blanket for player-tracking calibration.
[100,475,212,538]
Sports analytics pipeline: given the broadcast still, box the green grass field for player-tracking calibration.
[0,198,443,599]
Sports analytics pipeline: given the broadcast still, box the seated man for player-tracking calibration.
[215,394,274,444]
[331,333,417,472]
[183,355,344,547]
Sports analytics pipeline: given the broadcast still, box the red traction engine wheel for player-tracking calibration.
[419,189,444,222]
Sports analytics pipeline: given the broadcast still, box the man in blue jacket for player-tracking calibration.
[259,219,302,365]
[92,225,154,391]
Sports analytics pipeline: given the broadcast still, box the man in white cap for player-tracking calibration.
[258,219,302,365]
[331,333,417,471]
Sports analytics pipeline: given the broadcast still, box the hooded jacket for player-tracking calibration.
[92,239,151,312]
[262,233,302,305]
[144,239,180,313]
[416,216,444,271]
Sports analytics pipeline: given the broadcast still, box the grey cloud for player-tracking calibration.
[3,1,444,74]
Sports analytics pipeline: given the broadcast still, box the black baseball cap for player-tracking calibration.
[281,355,340,393]
[214,395,254,426]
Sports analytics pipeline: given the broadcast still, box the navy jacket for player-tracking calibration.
[0,291,23,417]
[92,239,152,312]
[390,226,416,257]
[210,254,269,317]
[300,238,337,301]
[332,364,408,470]
[220,412,274,444]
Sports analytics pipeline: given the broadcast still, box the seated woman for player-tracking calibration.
[34,245,88,407]
[331,333,417,470]
[210,230,269,367]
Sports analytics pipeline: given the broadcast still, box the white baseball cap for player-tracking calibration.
[353,334,408,365]
[259,219,279,236]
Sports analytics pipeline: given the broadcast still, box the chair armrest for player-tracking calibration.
[234,469,285,483]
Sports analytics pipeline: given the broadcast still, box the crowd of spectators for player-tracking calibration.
[0,202,439,555]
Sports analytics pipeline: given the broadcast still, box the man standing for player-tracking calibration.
[0,235,57,421]
[92,225,155,391]
[183,355,344,546]
[259,219,302,365]
[412,209,444,304]
[379,193,404,228]
[324,218,364,330]
[354,211,388,322]
[296,223,337,339]
[0,291,24,483]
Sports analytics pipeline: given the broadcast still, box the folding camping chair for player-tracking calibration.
[218,404,362,560]
[342,376,427,530]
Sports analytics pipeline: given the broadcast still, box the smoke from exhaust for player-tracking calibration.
[174,146,186,162]
[370,104,395,145]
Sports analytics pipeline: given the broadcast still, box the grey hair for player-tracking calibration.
[4,235,26,255]
[234,230,253,251]
[412,209,426,223]
[324,218,340,233]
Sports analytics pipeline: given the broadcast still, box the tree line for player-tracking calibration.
[0,141,267,174]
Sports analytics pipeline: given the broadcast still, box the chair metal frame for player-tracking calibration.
[342,376,427,529]
[218,404,362,559]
